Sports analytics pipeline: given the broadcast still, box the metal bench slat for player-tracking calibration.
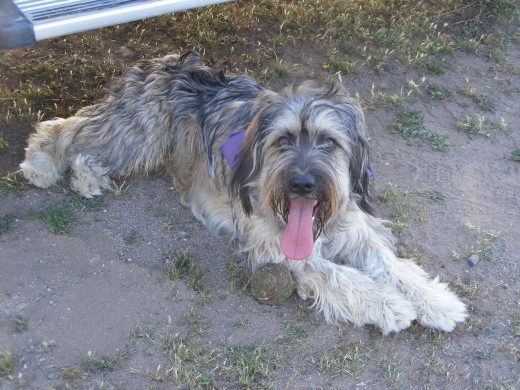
[1,0,229,49]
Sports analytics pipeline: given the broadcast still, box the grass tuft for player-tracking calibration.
[40,206,76,235]
[166,251,207,292]
[82,351,125,373]
[0,350,16,379]
[456,114,507,138]
[0,214,16,235]
[509,149,520,161]
[226,261,251,292]
[391,108,452,151]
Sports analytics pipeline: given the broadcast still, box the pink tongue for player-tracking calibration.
[280,199,316,260]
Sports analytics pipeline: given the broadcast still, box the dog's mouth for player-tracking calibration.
[280,199,319,260]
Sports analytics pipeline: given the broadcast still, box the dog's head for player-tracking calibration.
[232,81,370,260]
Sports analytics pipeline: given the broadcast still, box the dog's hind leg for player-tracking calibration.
[290,258,417,335]
[338,208,467,332]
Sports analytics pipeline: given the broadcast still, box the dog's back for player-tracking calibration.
[20,52,263,197]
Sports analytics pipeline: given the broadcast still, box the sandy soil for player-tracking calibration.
[1,25,519,390]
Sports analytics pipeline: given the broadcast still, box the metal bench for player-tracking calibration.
[0,0,229,49]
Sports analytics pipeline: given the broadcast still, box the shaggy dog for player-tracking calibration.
[20,52,467,334]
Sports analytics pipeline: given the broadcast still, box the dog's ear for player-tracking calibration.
[327,84,372,214]
[231,91,282,216]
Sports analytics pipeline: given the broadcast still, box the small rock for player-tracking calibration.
[467,254,480,267]
[46,371,56,380]
[118,46,136,59]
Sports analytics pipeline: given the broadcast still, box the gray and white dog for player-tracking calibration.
[21,52,466,334]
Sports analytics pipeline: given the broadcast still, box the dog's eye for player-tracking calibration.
[321,138,336,150]
[278,136,290,147]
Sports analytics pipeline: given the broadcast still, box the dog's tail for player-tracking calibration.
[20,117,79,190]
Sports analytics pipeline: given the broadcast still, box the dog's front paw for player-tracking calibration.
[416,278,467,332]
[369,290,417,335]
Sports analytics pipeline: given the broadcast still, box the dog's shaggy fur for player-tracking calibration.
[21,52,467,334]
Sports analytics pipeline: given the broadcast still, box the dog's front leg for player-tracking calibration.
[338,208,467,332]
[289,258,417,334]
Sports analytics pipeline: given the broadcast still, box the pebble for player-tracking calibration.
[467,254,480,267]
[118,46,137,60]
[46,371,56,380]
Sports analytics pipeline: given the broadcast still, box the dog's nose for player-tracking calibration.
[289,174,315,195]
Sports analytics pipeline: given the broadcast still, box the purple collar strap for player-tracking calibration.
[221,130,246,171]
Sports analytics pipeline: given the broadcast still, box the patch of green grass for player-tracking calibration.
[67,194,105,212]
[13,315,28,333]
[508,312,520,336]
[378,184,427,230]
[0,350,15,379]
[391,108,452,151]
[508,149,520,161]
[313,341,367,378]
[166,251,206,292]
[230,345,274,386]
[453,223,501,262]
[455,114,507,138]
[284,321,308,339]
[0,214,16,235]
[425,83,454,100]
[324,57,358,74]
[226,262,251,292]
[425,58,446,74]
[0,171,27,194]
[123,229,138,244]
[460,85,495,112]
[0,134,8,152]
[185,309,204,325]
[82,351,125,373]
[40,206,76,234]
[57,365,85,382]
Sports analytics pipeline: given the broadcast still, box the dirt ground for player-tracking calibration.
[1,2,519,389]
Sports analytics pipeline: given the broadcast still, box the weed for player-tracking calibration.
[229,345,274,386]
[0,350,15,378]
[508,312,520,336]
[460,85,495,112]
[314,341,367,377]
[185,308,204,325]
[425,58,446,74]
[324,57,358,74]
[0,214,16,235]
[0,134,8,151]
[67,194,105,212]
[0,171,27,193]
[123,229,138,244]
[166,251,206,292]
[226,261,251,292]
[284,321,308,339]
[456,114,507,138]
[13,315,28,333]
[57,365,85,381]
[453,224,501,263]
[378,184,427,229]
[82,351,124,373]
[234,319,248,329]
[391,108,452,151]
[510,149,520,161]
[40,206,76,234]
[108,180,130,198]
[425,83,454,100]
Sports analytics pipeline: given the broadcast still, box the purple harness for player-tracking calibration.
[220,130,245,172]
